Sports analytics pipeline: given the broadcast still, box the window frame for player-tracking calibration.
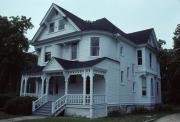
[137,50,142,65]
[90,37,100,56]
[142,78,147,96]
[58,19,65,30]
[71,43,78,60]
[49,22,55,33]
[45,52,51,62]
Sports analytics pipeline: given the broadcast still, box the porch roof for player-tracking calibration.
[54,57,119,70]
[23,65,44,74]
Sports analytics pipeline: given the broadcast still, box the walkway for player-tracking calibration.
[155,113,180,122]
[0,116,46,122]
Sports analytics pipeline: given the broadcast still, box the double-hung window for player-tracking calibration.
[137,50,142,65]
[59,19,65,30]
[45,52,51,62]
[127,67,129,79]
[151,78,154,96]
[121,71,124,83]
[49,22,55,33]
[71,43,78,60]
[90,37,99,56]
[142,78,147,96]
[149,53,152,68]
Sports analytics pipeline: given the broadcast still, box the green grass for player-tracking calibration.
[0,111,17,120]
[18,113,170,122]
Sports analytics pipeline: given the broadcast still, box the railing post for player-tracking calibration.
[32,101,35,112]
[82,71,86,105]
[52,102,54,114]
[90,69,94,118]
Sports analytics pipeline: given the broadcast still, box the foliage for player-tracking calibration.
[0,15,34,94]
[0,94,15,108]
[4,96,36,115]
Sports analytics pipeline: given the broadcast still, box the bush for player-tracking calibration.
[0,94,14,108]
[108,110,122,117]
[154,104,174,112]
[4,96,37,115]
[132,106,151,114]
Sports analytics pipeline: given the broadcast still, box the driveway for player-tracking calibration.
[155,113,180,122]
[0,116,46,122]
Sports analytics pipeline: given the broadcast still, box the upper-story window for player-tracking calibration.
[71,43,78,60]
[58,19,65,30]
[127,67,129,79]
[90,37,99,56]
[45,52,51,62]
[149,52,152,68]
[49,22,55,33]
[137,50,142,65]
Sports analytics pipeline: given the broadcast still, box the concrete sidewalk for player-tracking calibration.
[155,113,180,122]
[0,116,46,122]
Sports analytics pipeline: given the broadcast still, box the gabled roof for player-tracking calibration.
[33,3,157,46]
[126,28,154,45]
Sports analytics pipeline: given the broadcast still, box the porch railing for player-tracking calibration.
[52,95,66,114]
[23,93,39,97]
[32,94,48,112]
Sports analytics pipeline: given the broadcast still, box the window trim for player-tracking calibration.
[137,50,142,65]
[71,43,78,60]
[90,37,100,56]
[49,22,55,33]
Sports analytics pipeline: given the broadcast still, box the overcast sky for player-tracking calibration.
[1,0,180,52]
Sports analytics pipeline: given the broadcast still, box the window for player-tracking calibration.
[90,37,99,56]
[132,82,136,92]
[149,53,152,68]
[157,82,159,96]
[127,67,129,79]
[58,19,65,30]
[142,78,147,96]
[132,64,135,76]
[120,46,123,56]
[151,78,154,96]
[49,22,55,33]
[137,50,142,65]
[71,43,77,60]
[45,52,51,62]
[121,71,124,83]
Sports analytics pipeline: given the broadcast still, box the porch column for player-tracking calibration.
[45,76,50,95]
[41,76,45,96]
[20,76,24,96]
[35,79,39,96]
[90,70,94,118]
[24,76,28,96]
[65,75,69,95]
[82,71,86,105]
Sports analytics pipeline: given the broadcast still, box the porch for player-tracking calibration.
[20,67,107,118]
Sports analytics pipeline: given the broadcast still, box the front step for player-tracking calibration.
[33,101,53,116]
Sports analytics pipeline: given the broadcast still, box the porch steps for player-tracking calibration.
[33,101,53,116]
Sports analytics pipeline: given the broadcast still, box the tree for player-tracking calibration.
[0,15,33,93]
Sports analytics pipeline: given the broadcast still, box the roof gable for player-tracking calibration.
[43,58,64,72]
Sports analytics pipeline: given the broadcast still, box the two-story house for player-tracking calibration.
[20,3,161,118]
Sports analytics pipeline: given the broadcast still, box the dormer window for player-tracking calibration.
[58,19,65,30]
[45,52,51,62]
[49,22,55,33]
[90,37,99,56]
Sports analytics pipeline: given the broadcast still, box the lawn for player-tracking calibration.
[19,112,170,122]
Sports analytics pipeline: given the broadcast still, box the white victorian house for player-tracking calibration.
[20,3,161,118]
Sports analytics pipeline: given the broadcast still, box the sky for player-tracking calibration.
[0,0,180,52]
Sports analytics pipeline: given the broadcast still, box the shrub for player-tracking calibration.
[132,106,151,114]
[0,94,14,108]
[154,104,174,112]
[4,96,37,115]
[108,110,122,117]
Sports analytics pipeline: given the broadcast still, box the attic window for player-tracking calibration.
[49,22,55,33]
[55,10,59,16]
[59,19,65,30]
[45,52,51,62]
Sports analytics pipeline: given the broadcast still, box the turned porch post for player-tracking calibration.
[90,69,94,118]
[20,76,24,96]
[41,75,45,96]
[45,76,50,95]
[65,75,69,95]
[82,71,86,105]
[23,76,28,96]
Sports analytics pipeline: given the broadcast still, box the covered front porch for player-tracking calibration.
[20,67,106,117]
